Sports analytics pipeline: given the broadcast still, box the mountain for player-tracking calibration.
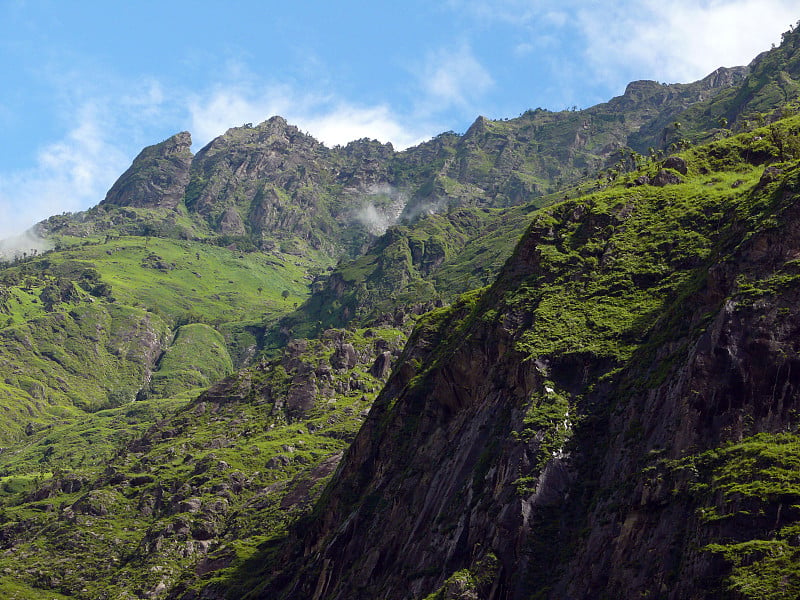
[0,24,799,600]
[242,116,800,599]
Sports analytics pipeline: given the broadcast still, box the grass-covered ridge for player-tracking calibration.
[1,29,800,598]
[249,110,800,598]
[0,325,407,598]
[0,234,321,442]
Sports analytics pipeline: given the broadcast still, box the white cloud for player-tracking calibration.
[577,0,798,85]
[0,101,129,240]
[0,78,174,241]
[4,0,794,242]
[0,71,435,242]
[186,84,293,147]
[454,0,796,86]
[300,104,430,149]
[188,82,433,150]
[416,44,494,114]
[446,0,796,103]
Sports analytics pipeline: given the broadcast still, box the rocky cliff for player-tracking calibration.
[3,26,800,600]
[102,131,194,210]
[239,117,800,599]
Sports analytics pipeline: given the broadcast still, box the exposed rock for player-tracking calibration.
[662,156,688,174]
[650,169,684,186]
[279,452,343,510]
[178,498,203,514]
[102,132,193,210]
[369,351,393,379]
[759,165,784,185]
[129,475,155,487]
[286,374,318,416]
[253,154,800,600]
[199,372,252,404]
[330,343,358,370]
[218,205,247,235]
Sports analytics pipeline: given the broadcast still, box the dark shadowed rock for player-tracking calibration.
[650,169,684,186]
[286,374,318,416]
[369,351,393,379]
[218,205,246,235]
[759,165,784,186]
[663,156,688,174]
[102,132,193,209]
[330,343,358,370]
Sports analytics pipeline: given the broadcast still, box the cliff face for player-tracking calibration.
[7,29,800,600]
[102,131,193,210]
[249,131,800,598]
[185,117,331,239]
[556,166,800,599]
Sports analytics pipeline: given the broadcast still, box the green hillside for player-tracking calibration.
[0,235,321,443]
[245,113,800,600]
[0,25,800,599]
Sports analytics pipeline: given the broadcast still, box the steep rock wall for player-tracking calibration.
[251,161,800,599]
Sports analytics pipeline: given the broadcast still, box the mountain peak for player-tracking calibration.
[101,131,193,210]
[698,65,748,89]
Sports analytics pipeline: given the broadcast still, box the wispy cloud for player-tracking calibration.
[577,0,799,85]
[0,73,176,240]
[0,69,435,241]
[187,81,433,150]
[300,104,430,149]
[446,0,796,99]
[415,43,494,115]
[0,101,129,239]
[2,0,794,242]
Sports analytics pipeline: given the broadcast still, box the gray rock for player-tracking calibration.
[663,156,688,174]
[330,343,358,370]
[650,169,684,186]
[101,132,193,210]
[759,165,784,185]
[286,375,318,416]
[370,351,393,379]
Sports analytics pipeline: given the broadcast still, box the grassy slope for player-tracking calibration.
[0,326,407,599]
[0,34,797,596]
[434,117,800,598]
[0,235,321,444]
[255,114,800,600]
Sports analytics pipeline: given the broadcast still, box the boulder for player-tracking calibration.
[663,156,688,174]
[370,351,393,379]
[650,169,683,186]
[330,343,358,370]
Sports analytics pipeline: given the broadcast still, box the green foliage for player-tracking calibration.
[706,540,800,600]
[421,553,499,600]
[3,30,800,599]
[149,323,234,398]
[665,433,800,599]
[514,383,572,475]
[0,235,319,440]
[0,325,406,598]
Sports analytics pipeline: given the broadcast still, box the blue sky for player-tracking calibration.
[0,0,797,239]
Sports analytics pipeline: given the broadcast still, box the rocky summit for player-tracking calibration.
[0,24,800,600]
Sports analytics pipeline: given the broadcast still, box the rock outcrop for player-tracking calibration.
[102,132,193,209]
[250,158,800,599]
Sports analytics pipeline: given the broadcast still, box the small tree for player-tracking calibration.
[281,290,290,301]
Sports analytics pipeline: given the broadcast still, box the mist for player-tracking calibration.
[400,197,448,223]
[353,184,408,235]
[0,229,53,262]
